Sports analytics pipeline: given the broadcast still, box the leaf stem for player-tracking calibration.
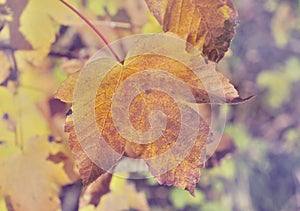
[59,0,122,62]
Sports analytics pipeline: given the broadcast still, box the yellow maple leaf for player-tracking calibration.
[0,88,75,210]
[0,137,70,211]
[19,0,80,55]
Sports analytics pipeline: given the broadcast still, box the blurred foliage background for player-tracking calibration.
[0,0,300,210]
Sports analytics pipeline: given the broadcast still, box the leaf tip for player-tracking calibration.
[227,95,255,104]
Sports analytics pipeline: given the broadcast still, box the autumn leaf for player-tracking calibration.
[86,0,123,16]
[55,33,248,194]
[78,175,150,211]
[0,137,70,211]
[55,71,80,103]
[19,0,80,55]
[95,174,150,211]
[0,87,75,210]
[0,52,10,84]
[145,0,239,62]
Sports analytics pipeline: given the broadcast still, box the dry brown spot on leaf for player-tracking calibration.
[145,0,238,62]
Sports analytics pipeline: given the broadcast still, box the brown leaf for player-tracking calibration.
[132,114,210,196]
[145,0,238,62]
[55,34,247,194]
[124,90,211,195]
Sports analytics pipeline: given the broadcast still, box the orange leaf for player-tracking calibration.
[145,0,239,62]
[55,34,247,194]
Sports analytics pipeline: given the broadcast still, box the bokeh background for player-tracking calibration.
[0,0,300,210]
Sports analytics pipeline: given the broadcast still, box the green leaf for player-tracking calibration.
[142,13,163,34]
[257,57,300,108]
[87,0,122,16]
[271,3,296,47]
[170,188,204,209]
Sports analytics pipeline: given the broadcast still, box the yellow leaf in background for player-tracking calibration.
[95,175,150,211]
[0,199,8,211]
[0,137,70,211]
[0,87,63,157]
[0,87,15,115]
[87,0,123,16]
[0,90,73,209]
[14,51,60,102]
[0,24,9,43]
[79,205,96,211]
[14,93,50,142]
[0,52,10,84]
[271,3,296,48]
[87,0,106,16]
[0,88,50,145]
[142,13,163,34]
[0,88,16,148]
[19,0,80,55]
[19,71,58,102]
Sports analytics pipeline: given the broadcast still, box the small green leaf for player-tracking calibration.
[170,188,204,209]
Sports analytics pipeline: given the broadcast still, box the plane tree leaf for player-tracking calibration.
[55,35,247,194]
[145,0,239,62]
